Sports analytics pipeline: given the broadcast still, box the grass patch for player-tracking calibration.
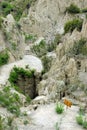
[25,34,37,43]
[0,51,9,66]
[66,3,80,14]
[64,19,83,34]
[83,119,87,129]
[31,40,47,57]
[47,34,61,52]
[9,66,35,85]
[76,114,87,129]
[0,86,21,116]
[55,103,64,114]
[76,115,83,125]
[69,38,87,56]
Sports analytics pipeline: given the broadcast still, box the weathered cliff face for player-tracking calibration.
[20,0,87,40]
[37,20,87,101]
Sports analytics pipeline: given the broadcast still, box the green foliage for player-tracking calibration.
[69,38,87,56]
[0,16,3,28]
[1,1,13,16]
[83,119,87,129]
[9,66,35,85]
[31,40,47,57]
[0,116,4,130]
[47,34,61,52]
[0,0,36,21]
[0,86,21,116]
[82,8,87,13]
[7,105,20,117]
[64,19,83,33]
[76,114,87,129]
[25,34,37,43]
[76,115,83,125]
[0,51,9,66]
[55,122,59,130]
[42,56,52,73]
[55,103,64,114]
[66,3,80,14]
[26,95,31,103]
[23,120,29,125]
[7,116,14,126]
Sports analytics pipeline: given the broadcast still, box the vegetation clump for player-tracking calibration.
[76,115,83,125]
[64,19,83,33]
[0,86,21,116]
[0,1,14,16]
[25,34,37,43]
[82,8,87,13]
[66,3,81,14]
[76,114,87,129]
[9,66,35,85]
[0,51,9,66]
[69,38,87,56]
[47,34,61,52]
[31,40,47,57]
[55,103,64,114]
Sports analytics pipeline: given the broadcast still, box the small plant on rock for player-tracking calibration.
[55,103,64,114]
[83,119,87,129]
[76,115,83,125]
[66,3,81,14]
[64,19,83,34]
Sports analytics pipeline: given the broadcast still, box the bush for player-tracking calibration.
[69,38,87,55]
[66,4,80,14]
[55,103,64,114]
[82,8,87,13]
[0,116,4,130]
[0,51,9,66]
[64,19,83,33]
[9,66,35,84]
[76,115,83,125]
[83,120,87,129]
[47,34,61,52]
[31,40,47,57]
[0,87,21,116]
[1,2,13,16]
[41,56,52,73]
[25,34,37,43]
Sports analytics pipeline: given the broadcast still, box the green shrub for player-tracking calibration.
[47,34,61,52]
[0,51,9,66]
[0,16,3,28]
[55,103,64,114]
[23,120,29,125]
[25,34,37,43]
[26,95,31,103]
[76,115,83,125]
[41,56,52,73]
[31,40,47,57]
[82,8,87,13]
[7,117,14,126]
[0,87,21,116]
[9,66,35,84]
[64,19,83,33]
[1,2,13,16]
[66,4,80,14]
[0,116,4,130]
[83,119,87,129]
[69,38,87,55]
[7,105,20,117]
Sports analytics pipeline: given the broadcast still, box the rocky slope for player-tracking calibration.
[0,0,87,130]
